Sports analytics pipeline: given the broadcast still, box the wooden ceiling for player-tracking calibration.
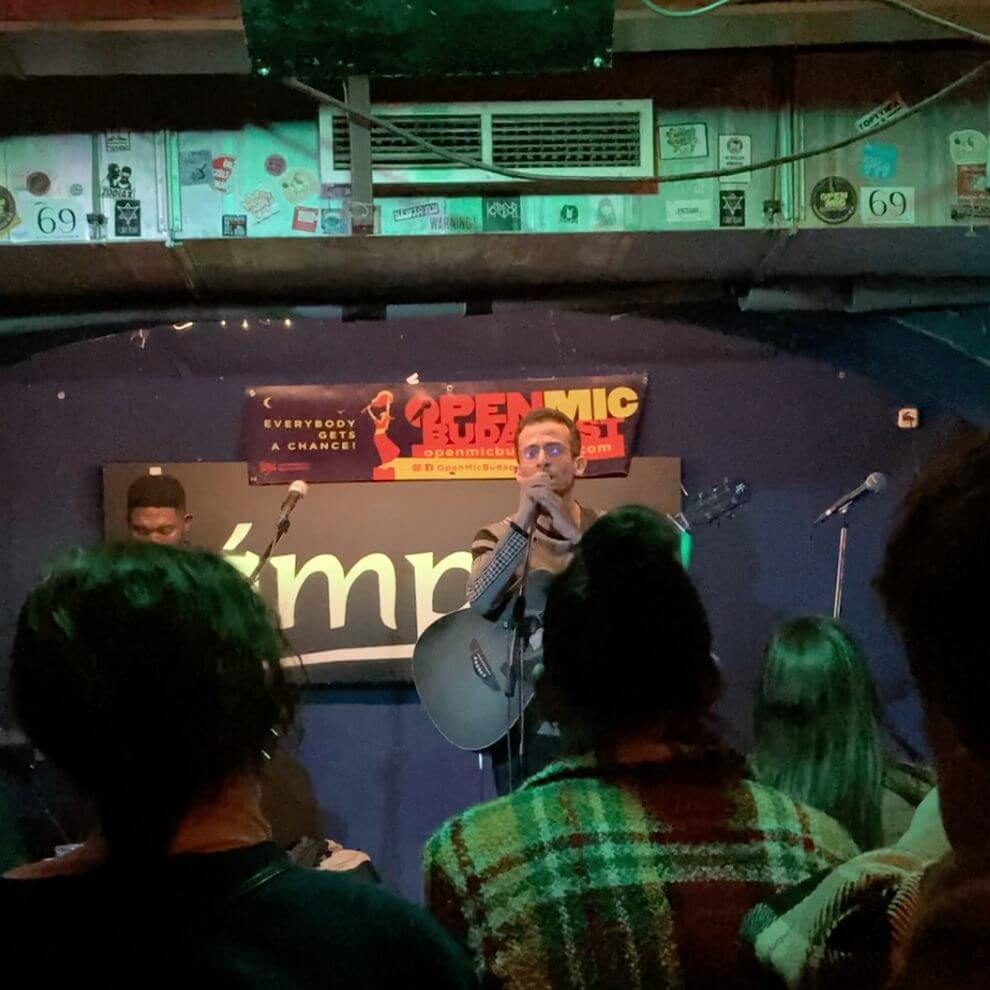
[2,0,988,78]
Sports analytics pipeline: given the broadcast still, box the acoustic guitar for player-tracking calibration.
[412,481,751,751]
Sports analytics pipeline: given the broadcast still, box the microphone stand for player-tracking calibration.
[249,515,292,586]
[832,506,850,619]
[504,519,538,793]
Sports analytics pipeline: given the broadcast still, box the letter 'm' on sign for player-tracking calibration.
[270,553,398,631]
[405,550,473,639]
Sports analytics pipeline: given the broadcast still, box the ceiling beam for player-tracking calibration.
[0,14,248,75]
[614,0,990,51]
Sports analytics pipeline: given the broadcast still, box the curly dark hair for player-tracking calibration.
[126,473,186,513]
[540,504,716,738]
[10,542,296,862]
[875,432,990,762]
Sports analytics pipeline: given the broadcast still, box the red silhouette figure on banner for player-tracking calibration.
[365,389,400,480]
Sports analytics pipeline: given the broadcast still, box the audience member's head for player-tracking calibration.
[751,615,883,849]
[876,434,990,866]
[10,543,295,863]
[539,504,717,744]
[126,474,191,545]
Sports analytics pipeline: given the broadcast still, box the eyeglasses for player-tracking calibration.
[520,442,569,461]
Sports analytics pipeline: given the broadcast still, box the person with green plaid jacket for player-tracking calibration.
[425,506,858,990]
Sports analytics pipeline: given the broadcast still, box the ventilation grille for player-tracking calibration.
[490,112,643,169]
[331,114,482,170]
[320,101,654,183]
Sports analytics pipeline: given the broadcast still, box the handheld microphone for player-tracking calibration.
[278,479,309,527]
[813,472,887,525]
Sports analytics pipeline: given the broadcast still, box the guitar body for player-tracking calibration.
[412,571,552,751]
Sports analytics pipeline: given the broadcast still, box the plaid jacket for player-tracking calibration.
[424,744,858,990]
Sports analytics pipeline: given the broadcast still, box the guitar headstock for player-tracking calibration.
[680,479,751,529]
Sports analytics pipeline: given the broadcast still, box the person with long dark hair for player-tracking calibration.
[752,616,931,850]
[0,543,474,989]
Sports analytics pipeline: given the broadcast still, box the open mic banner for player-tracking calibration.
[242,374,648,485]
[103,458,679,685]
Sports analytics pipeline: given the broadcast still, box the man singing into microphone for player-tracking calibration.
[467,408,600,793]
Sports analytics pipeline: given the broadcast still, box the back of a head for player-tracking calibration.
[752,615,883,848]
[895,875,990,990]
[875,433,990,764]
[10,543,295,863]
[541,504,716,738]
[126,473,186,513]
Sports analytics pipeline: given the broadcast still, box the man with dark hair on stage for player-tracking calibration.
[127,473,192,546]
[466,408,600,793]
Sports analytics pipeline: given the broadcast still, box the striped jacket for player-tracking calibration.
[425,744,858,990]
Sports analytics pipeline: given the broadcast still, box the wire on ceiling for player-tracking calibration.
[639,0,990,46]
[638,0,739,17]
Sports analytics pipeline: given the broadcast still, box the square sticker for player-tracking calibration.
[292,205,320,232]
[719,190,745,227]
[222,214,247,236]
[114,199,141,237]
[659,123,709,160]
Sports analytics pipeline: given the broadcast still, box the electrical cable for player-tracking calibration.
[639,0,990,46]
[874,0,990,45]
[639,0,739,16]
[285,59,990,184]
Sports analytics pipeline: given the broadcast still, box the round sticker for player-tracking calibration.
[265,154,287,176]
[811,176,857,225]
[26,171,51,196]
[70,183,84,197]
[0,186,17,234]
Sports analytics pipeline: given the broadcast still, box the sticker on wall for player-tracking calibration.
[659,123,709,160]
[861,187,915,224]
[242,186,279,224]
[482,195,522,232]
[70,183,84,197]
[179,149,212,186]
[265,154,288,176]
[222,214,247,237]
[211,155,236,194]
[390,201,442,224]
[33,200,84,240]
[321,206,348,234]
[114,199,141,237]
[292,204,320,232]
[810,176,857,225]
[854,93,906,134]
[718,135,751,183]
[594,196,622,228]
[953,162,989,221]
[956,163,987,197]
[105,131,131,152]
[0,186,20,236]
[666,198,712,224]
[860,143,899,180]
[26,171,51,196]
[279,168,320,204]
[948,129,987,166]
[102,163,134,199]
[719,190,745,227]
